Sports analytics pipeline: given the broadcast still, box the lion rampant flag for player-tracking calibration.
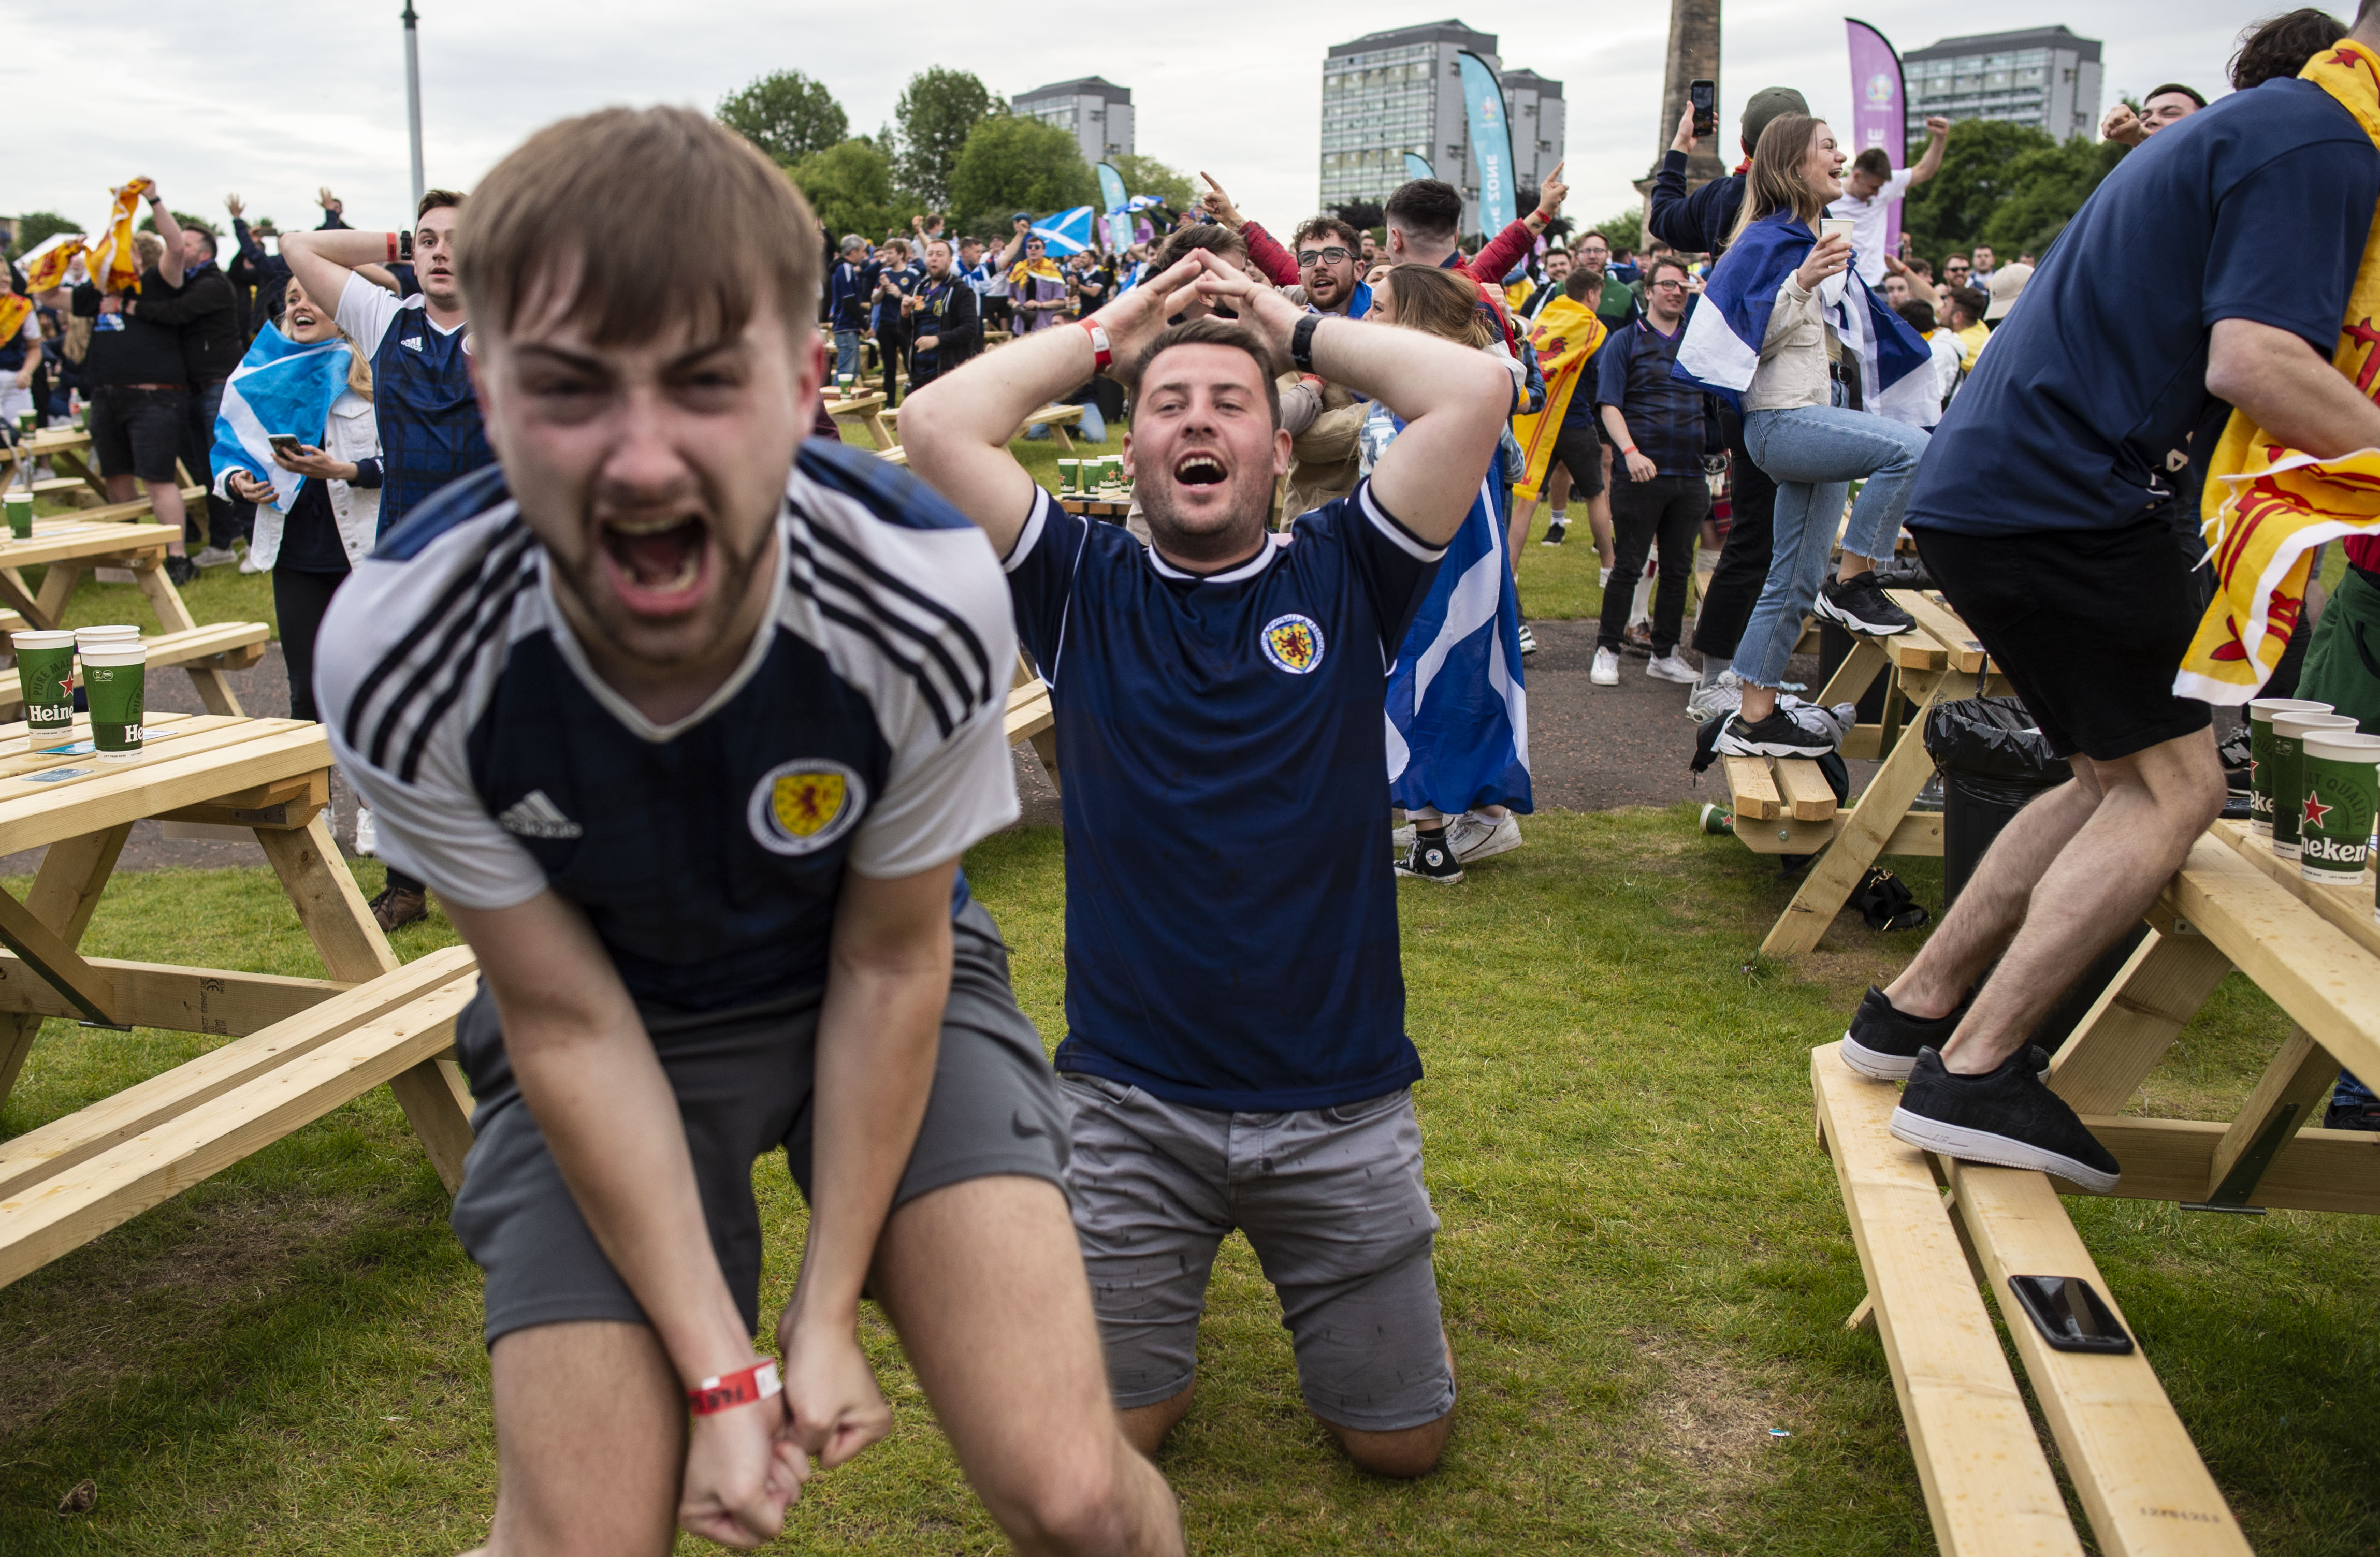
[2175,41,2380,704]
[18,234,86,294]
[1510,295,1607,502]
[0,295,28,345]
[85,179,152,295]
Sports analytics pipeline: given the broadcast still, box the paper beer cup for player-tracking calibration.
[2270,711,2357,860]
[2247,699,2331,836]
[12,629,77,742]
[1058,459,1080,493]
[2296,730,2380,886]
[2,491,30,540]
[80,643,146,761]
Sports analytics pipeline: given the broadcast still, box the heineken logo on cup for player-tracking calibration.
[11,629,77,743]
[78,639,147,762]
[2247,698,2332,839]
[2270,709,2358,860]
[2297,729,2380,887]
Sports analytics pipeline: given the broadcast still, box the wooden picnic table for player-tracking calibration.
[0,517,268,717]
[1059,492,1133,520]
[1721,589,2012,956]
[824,390,897,451]
[1812,819,2380,1554]
[0,711,478,1291]
[2,426,104,500]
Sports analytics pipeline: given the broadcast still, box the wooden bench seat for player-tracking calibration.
[1020,404,1083,451]
[0,621,270,713]
[1718,751,1944,857]
[1006,663,1058,792]
[0,947,480,1290]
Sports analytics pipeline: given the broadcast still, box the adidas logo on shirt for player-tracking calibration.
[496,790,583,839]
[401,336,425,352]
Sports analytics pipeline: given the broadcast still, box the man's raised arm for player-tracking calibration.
[280,224,405,317]
[1189,257,1510,547]
[901,254,1211,556]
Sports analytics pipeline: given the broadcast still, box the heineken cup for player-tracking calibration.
[80,643,146,761]
[2271,710,2357,860]
[2296,730,2380,887]
[12,629,77,744]
[3,491,30,540]
[2247,698,2331,835]
[1058,459,1080,494]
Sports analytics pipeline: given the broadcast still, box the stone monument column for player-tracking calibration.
[1636,0,1726,207]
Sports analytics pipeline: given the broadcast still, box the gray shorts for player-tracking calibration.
[452,897,1067,1346]
[1061,1074,1454,1432]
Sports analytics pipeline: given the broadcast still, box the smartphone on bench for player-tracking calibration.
[2008,1275,2134,1354]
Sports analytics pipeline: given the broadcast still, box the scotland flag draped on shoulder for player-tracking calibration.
[208,323,352,511]
[1672,212,1934,423]
[1374,409,1531,814]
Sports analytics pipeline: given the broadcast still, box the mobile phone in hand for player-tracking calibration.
[268,434,303,456]
[1689,80,1717,138]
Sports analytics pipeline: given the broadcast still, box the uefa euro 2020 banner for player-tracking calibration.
[1846,19,1909,256]
[1456,52,1515,237]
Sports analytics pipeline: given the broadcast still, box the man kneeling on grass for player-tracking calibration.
[317,106,1181,1555]
[904,249,1511,1476]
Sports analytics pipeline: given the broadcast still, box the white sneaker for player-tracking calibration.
[1647,652,1697,684]
[1599,566,1613,588]
[354,807,379,857]
[1391,821,1416,853]
[1685,673,1745,724]
[1448,811,1523,864]
[1517,622,1539,656]
[191,545,238,569]
[1590,647,1620,686]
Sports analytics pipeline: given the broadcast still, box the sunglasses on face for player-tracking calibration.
[1297,246,1353,268]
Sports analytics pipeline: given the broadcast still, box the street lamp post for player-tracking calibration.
[402,2,426,211]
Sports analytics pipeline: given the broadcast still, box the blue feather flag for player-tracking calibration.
[1672,211,1933,421]
[209,323,353,511]
[1370,412,1530,813]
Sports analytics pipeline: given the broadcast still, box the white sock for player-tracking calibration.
[1549,508,1568,525]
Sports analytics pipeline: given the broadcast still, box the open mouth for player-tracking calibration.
[1172,453,1227,488]
[597,511,714,616]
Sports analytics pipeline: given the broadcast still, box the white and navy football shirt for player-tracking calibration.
[316,440,1020,1012]
[1007,479,1446,1111]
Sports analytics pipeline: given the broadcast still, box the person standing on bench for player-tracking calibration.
[283,190,497,934]
[315,107,1183,1556]
[1838,12,2380,1192]
[903,247,1511,1477]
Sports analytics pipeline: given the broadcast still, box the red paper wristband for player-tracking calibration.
[1078,318,1112,373]
[687,1359,782,1416]
[386,231,400,262]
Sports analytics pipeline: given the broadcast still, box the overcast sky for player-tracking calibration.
[5,1,2266,241]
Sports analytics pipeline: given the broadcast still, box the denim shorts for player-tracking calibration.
[1061,1074,1454,1431]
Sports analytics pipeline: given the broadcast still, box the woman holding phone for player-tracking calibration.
[218,275,380,723]
[1679,112,1936,759]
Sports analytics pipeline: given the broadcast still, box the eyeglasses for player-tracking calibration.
[1296,246,1353,267]
[1649,279,1688,292]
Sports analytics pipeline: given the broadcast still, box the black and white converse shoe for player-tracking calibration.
[1396,833,1464,883]
[1889,1047,2120,1192]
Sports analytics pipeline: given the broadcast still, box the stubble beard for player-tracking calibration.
[1138,473,1270,567]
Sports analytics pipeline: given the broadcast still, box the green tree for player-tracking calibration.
[1111,154,1195,214]
[8,211,78,259]
[895,68,998,212]
[718,70,848,166]
[1902,119,2125,268]
[791,138,899,244]
[948,113,1097,238]
[1590,208,1644,254]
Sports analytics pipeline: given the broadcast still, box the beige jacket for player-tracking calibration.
[1278,372,1365,521]
[1742,274,1833,414]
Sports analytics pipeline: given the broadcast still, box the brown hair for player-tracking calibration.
[1645,254,1692,288]
[2230,8,2347,88]
[1151,222,1247,273]
[1851,146,1892,180]
[1125,316,1282,428]
[1380,263,1497,351]
[1730,112,1829,245]
[418,188,464,222]
[458,105,821,348]
[1293,215,1361,252]
[1947,285,1989,325]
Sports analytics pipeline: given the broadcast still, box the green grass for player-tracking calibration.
[2,816,2374,1552]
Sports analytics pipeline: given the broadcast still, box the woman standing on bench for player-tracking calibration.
[219,274,381,724]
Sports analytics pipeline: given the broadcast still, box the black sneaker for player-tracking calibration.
[1395,833,1464,884]
[1841,985,1968,1080]
[1813,574,1915,636]
[1540,520,1567,546]
[165,554,200,587]
[2324,1097,2380,1132]
[1890,1047,2120,1192]
[1714,709,1836,758]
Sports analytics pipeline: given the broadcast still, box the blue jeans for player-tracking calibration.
[1734,405,1932,689]
[833,329,863,382]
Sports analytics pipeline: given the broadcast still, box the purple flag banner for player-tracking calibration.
[1845,18,1908,256]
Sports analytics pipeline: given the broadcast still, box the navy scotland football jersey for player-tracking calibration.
[335,274,498,534]
[1005,479,1445,1111]
[316,441,1019,1012]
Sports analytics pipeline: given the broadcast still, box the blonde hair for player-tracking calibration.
[1379,264,1498,351]
[1729,112,1829,246]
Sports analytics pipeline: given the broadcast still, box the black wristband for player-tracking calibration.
[1291,314,1322,374]
[398,230,414,263]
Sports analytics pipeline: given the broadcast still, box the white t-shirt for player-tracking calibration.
[1827,169,1913,286]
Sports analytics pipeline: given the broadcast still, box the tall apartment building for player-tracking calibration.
[1319,20,1563,235]
[1013,77,1134,168]
[1903,26,2103,143]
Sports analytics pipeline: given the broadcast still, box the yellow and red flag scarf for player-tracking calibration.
[2176,41,2380,703]
[19,237,84,294]
[1510,294,1607,502]
[84,179,151,295]
[0,295,28,344]
[1008,256,1063,289]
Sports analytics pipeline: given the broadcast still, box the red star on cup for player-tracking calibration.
[2302,789,2334,831]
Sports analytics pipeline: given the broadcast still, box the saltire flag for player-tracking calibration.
[208,323,353,511]
[1030,205,1095,256]
[1384,468,1531,814]
[18,234,87,293]
[1510,295,1606,501]
[86,179,152,294]
[1672,211,1932,421]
